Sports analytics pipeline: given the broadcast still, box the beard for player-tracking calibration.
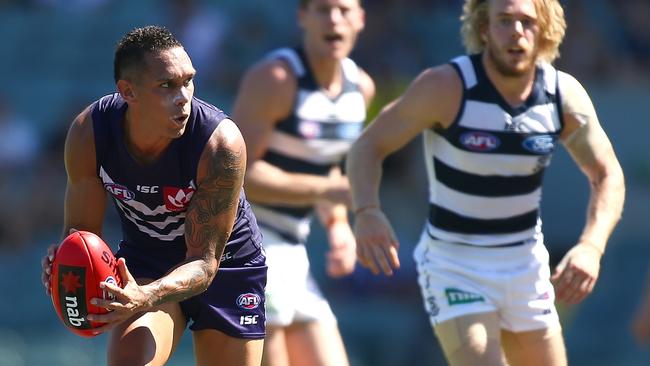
[486,43,536,77]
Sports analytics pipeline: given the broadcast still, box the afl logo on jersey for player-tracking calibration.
[236,293,261,310]
[460,132,500,152]
[522,135,556,154]
[105,183,135,201]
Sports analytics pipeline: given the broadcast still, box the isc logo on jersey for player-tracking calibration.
[105,183,135,201]
[460,132,500,152]
[236,293,261,310]
[522,135,556,154]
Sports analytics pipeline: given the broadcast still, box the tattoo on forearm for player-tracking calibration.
[151,132,246,306]
[186,143,243,249]
[150,264,212,306]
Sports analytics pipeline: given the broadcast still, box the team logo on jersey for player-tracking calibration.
[460,132,500,152]
[444,288,485,306]
[236,293,261,310]
[298,120,322,139]
[337,123,363,140]
[522,135,556,154]
[163,186,195,212]
[105,183,135,201]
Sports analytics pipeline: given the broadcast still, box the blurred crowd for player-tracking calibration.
[0,0,648,253]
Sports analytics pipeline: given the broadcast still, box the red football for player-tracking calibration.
[50,230,123,337]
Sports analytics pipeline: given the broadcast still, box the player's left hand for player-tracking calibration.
[551,243,602,304]
[326,220,357,278]
[87,257,151,333]
[353,208,400,276]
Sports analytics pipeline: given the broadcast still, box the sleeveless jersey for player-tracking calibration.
[91,93,262,264]
[252,47,367,243]
[423,54,564,247]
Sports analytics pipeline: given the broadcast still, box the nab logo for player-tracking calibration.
[163,186,195,212]
[460,132,500,152]
[105,183,135,201]
[522,135,556,154]
[58,266,90,329]
[236,293,261,310]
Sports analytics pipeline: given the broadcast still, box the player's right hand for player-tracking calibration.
[41,244,59,296]
[42,229,77,295]
[353,208,400,276]
[87,258,151,334]
[326,220,357,278]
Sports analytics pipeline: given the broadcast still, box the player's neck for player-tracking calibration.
[123,109,171,165]
[481,52,536,108]
[302,43,343,97]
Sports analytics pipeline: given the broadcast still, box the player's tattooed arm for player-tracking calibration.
[144,120,246,306]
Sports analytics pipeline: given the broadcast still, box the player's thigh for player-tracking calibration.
[107,301,186,366]
[434,312,506,366]
[501,326,567,366]
[193,328,264,366]
[262,325,290,366]
[285,320,349,366]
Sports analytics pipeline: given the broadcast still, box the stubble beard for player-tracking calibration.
[487,44,536,78]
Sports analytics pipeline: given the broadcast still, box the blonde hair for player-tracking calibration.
[460,0,567,63]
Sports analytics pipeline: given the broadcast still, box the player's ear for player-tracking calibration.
[116,79,137,102]
[355,7,365,32]
[480,23,488,44]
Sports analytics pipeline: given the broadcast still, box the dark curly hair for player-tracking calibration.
[113,25,183,83]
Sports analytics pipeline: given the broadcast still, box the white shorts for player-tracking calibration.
[413,230,560,332]
[261,228,336,327]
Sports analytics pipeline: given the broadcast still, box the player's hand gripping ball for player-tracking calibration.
[50,231,123,337]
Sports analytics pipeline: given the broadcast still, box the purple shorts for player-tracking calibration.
[116,244,267,339]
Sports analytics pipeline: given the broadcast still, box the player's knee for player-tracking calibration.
[108,343,159,366]
[501,326,567,366]
[107,326,170,366]
[435,317,504,365]
[502,325,563,349]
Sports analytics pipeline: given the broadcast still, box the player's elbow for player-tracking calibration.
[197,257,219,293]
[349,134,384,167]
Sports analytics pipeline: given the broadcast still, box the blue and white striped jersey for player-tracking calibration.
[424,54,565,246]
[253,47,367,243]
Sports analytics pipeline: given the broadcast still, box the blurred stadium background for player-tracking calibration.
[0,0,649,365]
